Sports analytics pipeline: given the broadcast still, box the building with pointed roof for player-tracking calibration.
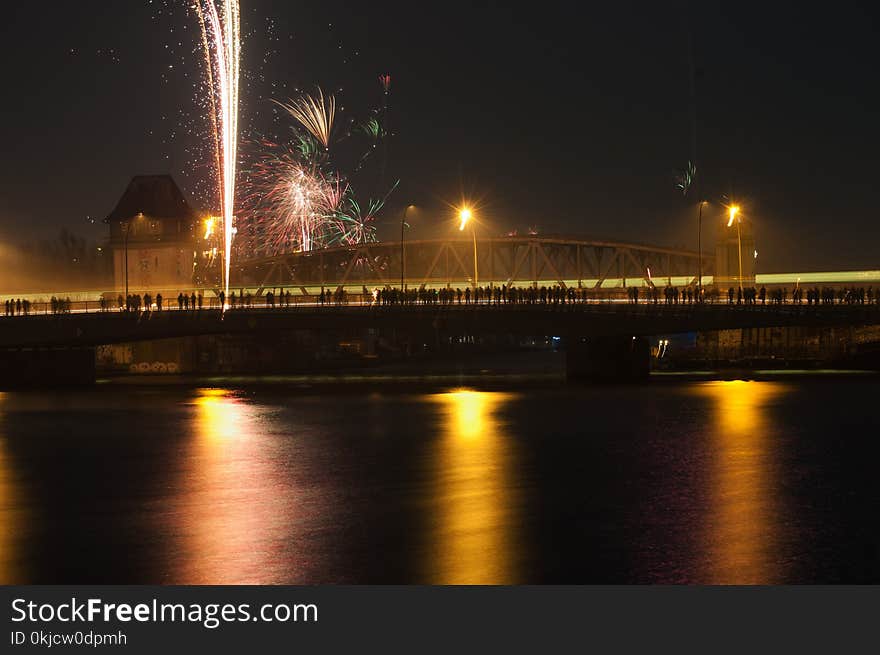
[105,175,202,292]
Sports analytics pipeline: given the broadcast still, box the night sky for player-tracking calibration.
[0,0,877,272]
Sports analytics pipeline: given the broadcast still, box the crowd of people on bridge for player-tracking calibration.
[105,289,306,312]
[370,284,598,306]
[367,283,880,309]
[319,289,348,305]
[718,285,875,307]
[2,283,878,318]
[3,297,72,315]
[4,298,31,316]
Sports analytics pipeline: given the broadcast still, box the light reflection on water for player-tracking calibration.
[0,378,876,584]
[0,392,26,584]
[423,389,522,584]
[698,381,787,584]
[161,386,526,585]
[160,388,315,584]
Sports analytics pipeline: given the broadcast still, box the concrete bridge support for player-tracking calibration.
[0,348,96,388]
[565,336,650,383]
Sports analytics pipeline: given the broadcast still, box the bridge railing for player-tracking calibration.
[2,288,878,318]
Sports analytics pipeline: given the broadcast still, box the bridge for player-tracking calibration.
[2,302,880,349]
[2,231,879,387]
[2,300,878,386]
[4,235,877,308]
[239,236,709,291]
[237,235,879,294]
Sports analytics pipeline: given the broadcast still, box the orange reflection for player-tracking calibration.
[0,392,30,584]
[698,381,786,584]
[194,388,246,441]
[165,388,299,583]
[425,389,521,584]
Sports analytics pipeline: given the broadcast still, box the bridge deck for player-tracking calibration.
[1,302,878,349]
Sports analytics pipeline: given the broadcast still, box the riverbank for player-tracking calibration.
[98,363,879,393]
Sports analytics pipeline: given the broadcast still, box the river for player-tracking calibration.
[1,374,878,584]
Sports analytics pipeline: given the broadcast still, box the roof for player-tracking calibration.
[104,175,200,223]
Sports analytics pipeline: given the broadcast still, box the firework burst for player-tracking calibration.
[240,81,398,256]
[241,143,393,254]
[675,161,697,196]
[247,151,334,254]
[277,88,336,150]
[329,180,399,246]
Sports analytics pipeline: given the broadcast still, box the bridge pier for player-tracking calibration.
[0,347,96,389]
[565,336,650,383]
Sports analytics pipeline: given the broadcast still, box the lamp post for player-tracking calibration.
[400,204,415,292]
[458,207,477,288]
[727,205,742,292]
[697,200,707,300]
[123,221,130,302]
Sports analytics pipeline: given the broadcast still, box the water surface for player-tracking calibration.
[0,378,878,583]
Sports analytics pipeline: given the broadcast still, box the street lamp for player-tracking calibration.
[459,207,477,288]
[727,205,743,292]
[401,204,415,292]
[696,200,708,300]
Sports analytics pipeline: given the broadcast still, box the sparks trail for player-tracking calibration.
[276,88,336,150]
[194,0,241,302]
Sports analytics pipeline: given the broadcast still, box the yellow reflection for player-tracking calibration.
[449,390,485,439]
[193,388,245,441]
[166,388,293,583]
[425,389,520,584]
[0,392,29,584]
[698,380,786,584]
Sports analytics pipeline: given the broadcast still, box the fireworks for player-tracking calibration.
[194,0,241,300]
[243,144,356,255]
[329,181,398,247]
[277,88,336,150]
[359,117,382,140]
[675,161,696,196]
[241,148,397,255]
[240,78,398,256]
[243,144,392,254]
[246,152,332,254]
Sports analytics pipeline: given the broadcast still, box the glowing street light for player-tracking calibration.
[697,200,708,300]
[458,207,477,287]
[727,205,740,227]
[204,216,216,240]
[727,205,743,292]
[401,204,416,292]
